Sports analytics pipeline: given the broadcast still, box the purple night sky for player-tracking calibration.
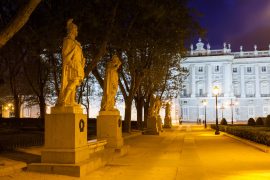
[189,0,270,51]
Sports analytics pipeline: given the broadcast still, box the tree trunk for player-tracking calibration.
[14,95,20,118]
[144,98,150,128]
[123,98,132,133]
[38,95,46,119]
[0,0,42,48]
[136,96,144,130]
[86,107,89,119]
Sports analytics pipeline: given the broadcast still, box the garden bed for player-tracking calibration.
[211,124,270,146]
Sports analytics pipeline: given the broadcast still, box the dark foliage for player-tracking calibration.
[220,118,227,125]
[265,115,270,127]
[247,118,256,126]
[211,124,270,146]
[256,117,264,126]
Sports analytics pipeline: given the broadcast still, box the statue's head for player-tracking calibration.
[111,55,122,67]
[67,19,78,37]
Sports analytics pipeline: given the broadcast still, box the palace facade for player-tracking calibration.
[179,38,270,122]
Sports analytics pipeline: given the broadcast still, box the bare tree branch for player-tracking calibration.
[0,0,42,48]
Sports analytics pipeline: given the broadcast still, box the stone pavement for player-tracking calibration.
[1,125,270,179]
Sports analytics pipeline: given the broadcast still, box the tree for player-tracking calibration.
[0,39,29,118]
[0,0,202,127]
[116,0,203,132]
[23,52,50,119]
[90,0,203,132]
[0,0,42,48]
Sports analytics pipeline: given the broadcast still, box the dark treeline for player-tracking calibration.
[0,0,203,132]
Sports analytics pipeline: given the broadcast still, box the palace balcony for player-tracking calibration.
[261,94,270,97]
[180,94,191,98]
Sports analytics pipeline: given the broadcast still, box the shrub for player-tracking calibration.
[265,115,270,127]
[247,118,256,126]
[210,125,270,146]
[220,118,227,125]
[256,117,264,126]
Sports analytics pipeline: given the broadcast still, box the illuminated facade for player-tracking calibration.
[1,102,40,118]
[180,38,270,122]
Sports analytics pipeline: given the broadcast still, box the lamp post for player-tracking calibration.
[202,100,208,129]
[220,103,225,119]
[230,99,237,125]
[213,86,220,135]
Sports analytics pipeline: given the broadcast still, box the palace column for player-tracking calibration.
[255,65,260,98]
[224,63,232,97]
[207,64,212,97]
[191,65,196,98]
[240,65,246,98]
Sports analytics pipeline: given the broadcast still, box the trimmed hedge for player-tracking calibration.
[211,124,270,146]
[220,118,227,125]
[256,117,264,126]
[265,115,270,127]
[247,118,256,126]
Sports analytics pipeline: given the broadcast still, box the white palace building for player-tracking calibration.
[179,38,270,122]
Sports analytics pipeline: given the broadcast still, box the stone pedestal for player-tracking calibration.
[28,106,108,177]
[143,116,159,135]
[42,106,88,164]
[97,110,123,149]
[163,116,172,128]
[157,115,163,132]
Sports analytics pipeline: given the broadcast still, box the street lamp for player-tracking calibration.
[230,99,238,125]
[213,86,220,135]
[202,100,208,129]
[220,103,225,119]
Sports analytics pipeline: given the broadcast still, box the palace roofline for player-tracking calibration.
[189,38,270,59]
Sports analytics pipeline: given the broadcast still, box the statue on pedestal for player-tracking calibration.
[97,55,124,149]
[145,94,159,134]
[155,97,161,116]
[154,97,163,132]
[57,19,85,106]
[165,102,171,119]
[149,95,161,117]
[164,102,172,128]
[100,55,121,111]
[148,95,156,117]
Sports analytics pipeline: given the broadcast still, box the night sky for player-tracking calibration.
[189,0,270,51]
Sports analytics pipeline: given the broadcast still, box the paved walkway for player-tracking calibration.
[2,125,270,179]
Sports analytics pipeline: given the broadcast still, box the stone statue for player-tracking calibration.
[100,55,121,111]
[165,102,171,118]
[149,95,161,117]
[148,95,156,117]
[155,97,161,116]
[57,19,85,106]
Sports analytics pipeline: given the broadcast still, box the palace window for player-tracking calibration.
[183,107,188,116]
[247,67,252,73]
[183,89,187,96]
[262,66,267,72]
[233,68,237,73]
[233,83,240,96]
[261,82,270,95]
[198,66,203,72]
[215,65,219,72]
[199,89,203,96]
[246,82,255,96]
[263,107,269,115]
[248,107,254,117]
[199,107,204,116]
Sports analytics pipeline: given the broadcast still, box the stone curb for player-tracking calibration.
[221,132,270,153]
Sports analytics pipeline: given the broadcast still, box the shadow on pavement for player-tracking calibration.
[0,151,41,164]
